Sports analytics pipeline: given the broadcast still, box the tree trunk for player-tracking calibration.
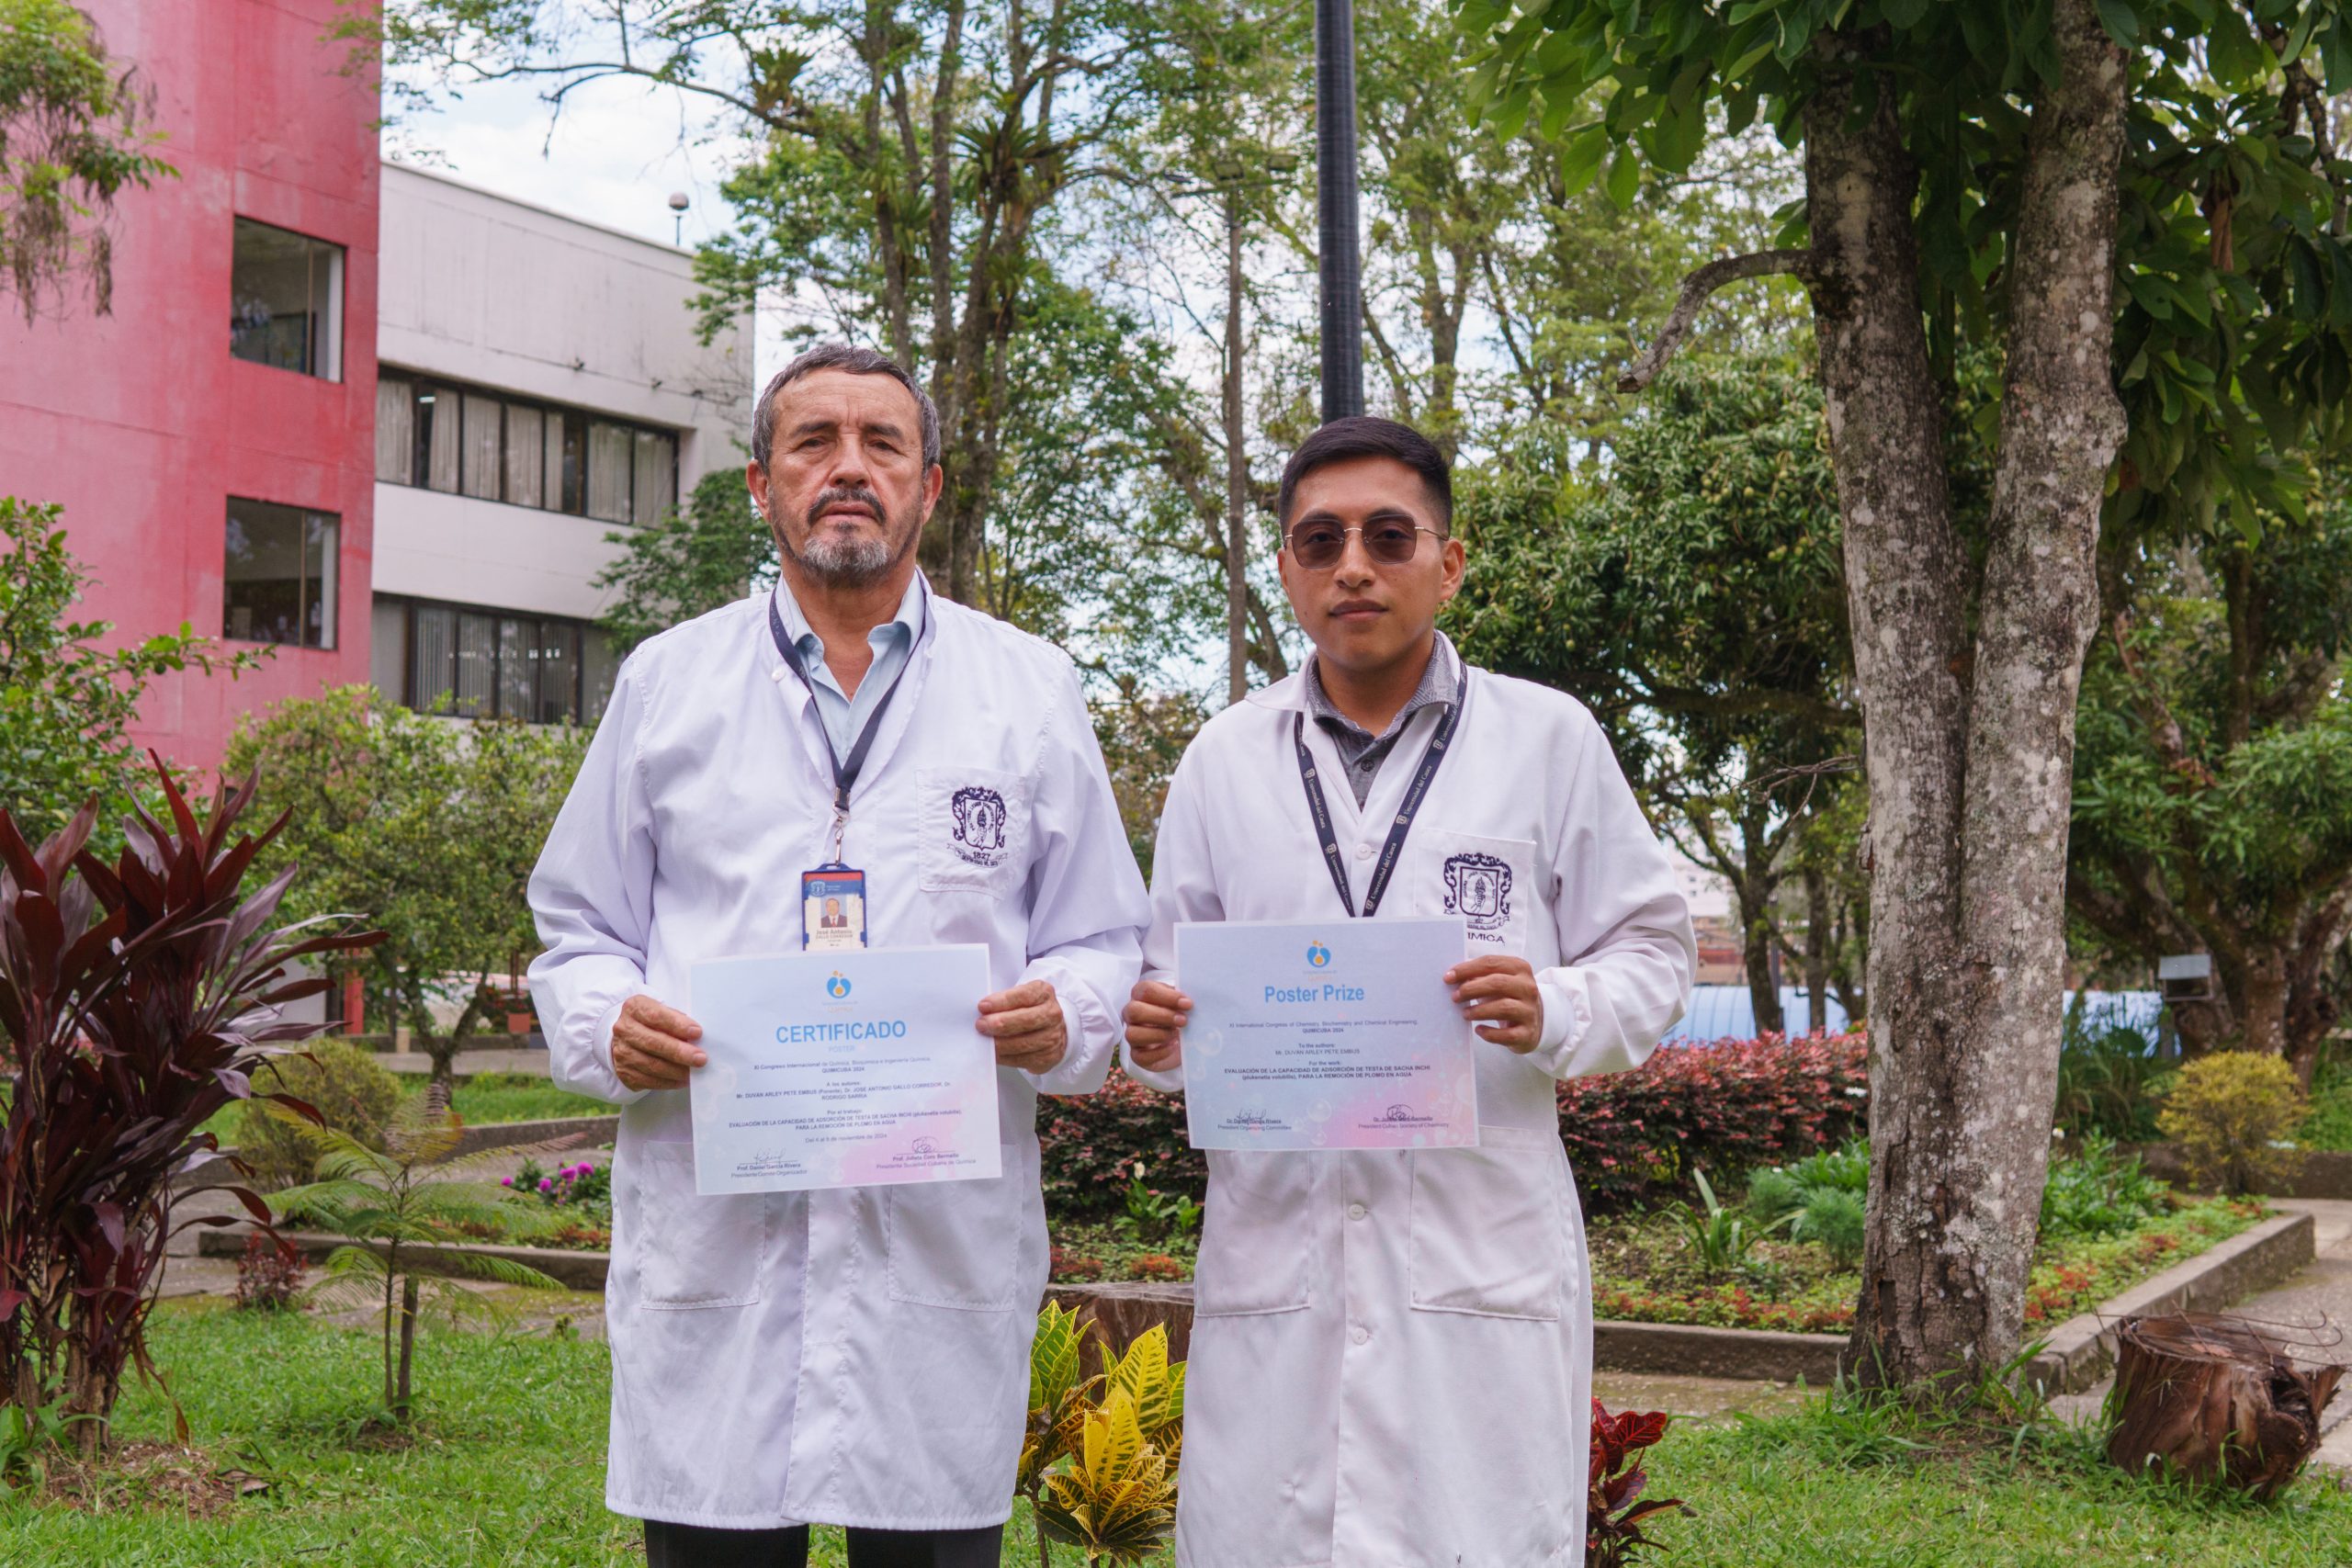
[1810,0,2129,1396]
[395,1275,419,1423]
[1740,886,1784,1037]
[1804,863,1832,1034]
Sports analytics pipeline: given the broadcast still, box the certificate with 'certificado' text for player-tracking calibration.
[1175,917,1476,1151]
[687,945,1001,1195]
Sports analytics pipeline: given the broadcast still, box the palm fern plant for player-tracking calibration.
[266,1090,563,1422]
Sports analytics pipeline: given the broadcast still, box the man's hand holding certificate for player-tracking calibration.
[687,946,1001,1194]
[1174,917,1476,1150]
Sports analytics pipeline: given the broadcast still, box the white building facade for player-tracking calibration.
[368,162,752,724]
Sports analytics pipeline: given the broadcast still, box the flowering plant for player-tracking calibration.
[503,1157,611,1214]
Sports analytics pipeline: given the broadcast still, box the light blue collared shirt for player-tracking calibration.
[774,573,927,757]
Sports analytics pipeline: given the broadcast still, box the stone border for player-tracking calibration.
[198,1227,609,1291]
[2021,1209,2316,1396]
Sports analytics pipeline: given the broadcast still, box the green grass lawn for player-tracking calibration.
[419,1072,614,1128]
[198,1071,610,1147]
[12,1298,2349,1566]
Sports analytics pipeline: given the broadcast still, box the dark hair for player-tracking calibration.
[752,342,941,471]
[1276,416,1453,533]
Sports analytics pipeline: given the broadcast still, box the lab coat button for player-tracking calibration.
[1354,843,1374,861]
[1347,1202,1367,1221]
[1350,1325,1371,1346]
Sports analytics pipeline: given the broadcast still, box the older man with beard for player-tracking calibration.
[528,344,1148,1567]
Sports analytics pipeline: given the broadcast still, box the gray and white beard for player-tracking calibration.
[781,491,917,587]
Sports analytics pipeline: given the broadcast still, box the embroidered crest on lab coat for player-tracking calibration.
[1442,851,1513,938]
[949,785,1009,864]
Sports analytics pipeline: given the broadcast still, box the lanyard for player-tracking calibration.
[768,588,923,858]
[1293,667,1466,919]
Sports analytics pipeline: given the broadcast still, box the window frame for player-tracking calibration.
[222,497,341,650]
[228,217,345,381]
[375,593,615,727]
[373,367,680,525]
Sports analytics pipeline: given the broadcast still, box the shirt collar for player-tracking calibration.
[1304,630,1461,743]
[774,570,928,662]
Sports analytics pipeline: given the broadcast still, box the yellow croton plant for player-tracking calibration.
[1018,1301,1184,1564]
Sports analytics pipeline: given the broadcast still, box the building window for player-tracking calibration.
[372,594,617,726]
[224,499,339,649]
[372,368,678,524]
[230,219,344,379]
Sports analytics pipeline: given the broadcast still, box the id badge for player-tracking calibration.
[801,864,869,952]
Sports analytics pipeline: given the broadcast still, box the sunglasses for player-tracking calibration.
[1283,519,1442,570]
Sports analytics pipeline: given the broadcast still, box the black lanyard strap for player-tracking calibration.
[768,588,923,815]
[1293,666,1466,919]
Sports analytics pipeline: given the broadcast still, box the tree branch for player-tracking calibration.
[1618,248,1817,392]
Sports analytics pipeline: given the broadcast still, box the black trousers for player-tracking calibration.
[641,1518,1004,1568]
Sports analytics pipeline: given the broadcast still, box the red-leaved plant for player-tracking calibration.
[1588,1399,1683,1567]
[0,761,378,1450]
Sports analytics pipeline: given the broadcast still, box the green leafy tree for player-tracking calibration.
[268,1092,563,1423]
[2071,495,2352,1080]
[1450,359,1855,1036]
[0,497,262,848]
[224,688,588,1088]
[1464,0,2352,1393]
[0,0,173,320]
[594,467,772,656]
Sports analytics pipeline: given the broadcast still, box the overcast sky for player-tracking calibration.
[385,68,783,378]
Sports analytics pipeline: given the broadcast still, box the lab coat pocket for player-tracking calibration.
[629,1142,774,1310]
[1194,1152,1315,1316]
[919,765,1033,895]
[1419,829,1536,953]
[885,1150,1025,1311]
[1408,1124,1566,1321]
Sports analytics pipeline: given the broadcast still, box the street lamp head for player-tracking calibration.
[667,191,690,213]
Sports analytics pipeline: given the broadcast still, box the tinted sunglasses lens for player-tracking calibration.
[1364,526,1421,563]
[1290,527,1346,568]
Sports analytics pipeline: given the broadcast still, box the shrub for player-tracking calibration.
[2052,1003,2166,1143]
[1040,1036,1871,1222]
[238,1037,402,1191]
[2156,1052,2309,1196]
[232,1235,304,1312]
[1038,1068,1204,1220]
[1789,1187,1867,1268]
[2039,1134,2169,1239]
[1555,1034,1871,1213]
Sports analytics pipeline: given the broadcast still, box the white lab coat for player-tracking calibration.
[528,586,1148,1530]
[1123,660,1694,1568]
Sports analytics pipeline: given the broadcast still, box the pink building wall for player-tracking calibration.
[0,0,379,773]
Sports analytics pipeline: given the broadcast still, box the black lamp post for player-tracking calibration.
[1314,0,1363,422]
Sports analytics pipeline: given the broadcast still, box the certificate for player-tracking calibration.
[1176,917,1476,1151]
[687,945,1001,1194]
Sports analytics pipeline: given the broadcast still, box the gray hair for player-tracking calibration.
[751,342,941,472]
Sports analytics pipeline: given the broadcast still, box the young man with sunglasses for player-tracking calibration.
[1121,417,1695,1567]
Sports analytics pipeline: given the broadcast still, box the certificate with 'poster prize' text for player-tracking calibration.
[1175,917,1476,1151]
[687,945,1001,1194]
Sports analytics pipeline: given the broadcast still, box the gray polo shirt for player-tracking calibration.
[1302,633,1463,807]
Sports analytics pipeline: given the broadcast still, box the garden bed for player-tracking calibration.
[1585,1194,2265,1336]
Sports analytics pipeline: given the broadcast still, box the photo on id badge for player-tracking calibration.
[801,867,868,951]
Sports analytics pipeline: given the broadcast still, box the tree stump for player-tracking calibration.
[2106,1314,2344,1498]
[1045,1281,1194,1373]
